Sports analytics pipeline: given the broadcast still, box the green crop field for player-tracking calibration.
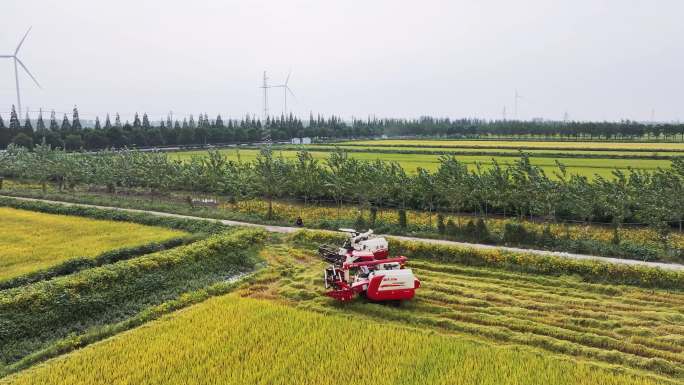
[173,148,670,178]
[4,237,681,385]
[339,139,684,151]
[305,144,684,157]
[0,207,187,281]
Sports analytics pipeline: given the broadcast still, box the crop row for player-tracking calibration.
[0,235,195,290]
[1,296,668,385]
[0,228,265,372]
[339,139,684,151]
[243,237,684,381]
[287,144,684,159]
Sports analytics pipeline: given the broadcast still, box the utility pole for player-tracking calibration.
[502,106,507,121]
[261,71,272,145]
[261,71,270,120]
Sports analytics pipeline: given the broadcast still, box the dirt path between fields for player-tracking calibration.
[4,195,684,272]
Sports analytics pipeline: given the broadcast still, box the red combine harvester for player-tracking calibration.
[318,229,420,302]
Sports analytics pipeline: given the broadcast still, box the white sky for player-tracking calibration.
[1,0,682,122]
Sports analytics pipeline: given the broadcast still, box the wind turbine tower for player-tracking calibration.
[514,89,522,120]
[273,70,296,115]
[261,71,270,120]
[0,27,42,118]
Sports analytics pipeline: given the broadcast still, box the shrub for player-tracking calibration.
[445,219,459,237]
[398,209,407,228]
[503,222,536,245]
[369,207,378,226]
[475,218,491,243]
[437,214,445,234]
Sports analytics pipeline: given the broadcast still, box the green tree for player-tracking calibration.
[9,105,21,137]
[11,132,34,149]
[415,167,438,226]
[289,150,325,205]
[595,170,634,244]
[22,113,33,137]
[0,114,10,148]
[64,134,83,151]
[142,113,151,129]
[72,106,82,130]
[49,110,59,131]
[435,155,470,224]
[36,109,46,132]
[104,114,112,130]
[61,114,71,131]
[252,147,289,219]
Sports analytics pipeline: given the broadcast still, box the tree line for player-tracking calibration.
[2,105,684,151]
[2,144,683,248]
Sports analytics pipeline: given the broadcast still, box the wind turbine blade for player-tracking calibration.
[286,86,297,101]
[15,57,41,89]
[0,55,14,58]
[15,27,32,55]
[284,69,291,86]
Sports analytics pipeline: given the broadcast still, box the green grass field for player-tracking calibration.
[0,207,187,281]
[173,148,670,178]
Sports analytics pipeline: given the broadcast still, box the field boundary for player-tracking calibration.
[3,195,682,273]
[0,236,197,291]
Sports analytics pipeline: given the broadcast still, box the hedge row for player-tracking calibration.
[0,196,227,234]
[291,230,684,290]
[0,236,199,291]
[0,228,266,366]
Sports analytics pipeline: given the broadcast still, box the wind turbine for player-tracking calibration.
[513,89,523,119]
[0,27,42,118]
[273,70,296,115]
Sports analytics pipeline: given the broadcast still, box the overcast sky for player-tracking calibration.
[1,0,682,122]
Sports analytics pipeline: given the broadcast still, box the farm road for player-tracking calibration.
[4,195,684,272]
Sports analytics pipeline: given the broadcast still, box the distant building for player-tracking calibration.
[291,137,311,144]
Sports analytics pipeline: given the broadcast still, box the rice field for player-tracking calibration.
[0,295,668,385]
[236,242,684,383]
[172,148,671,177]
[0,207,187,281]
[308,144,684,157]
[339,139,684,151]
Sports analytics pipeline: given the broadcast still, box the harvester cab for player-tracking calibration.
[319,229,420,302]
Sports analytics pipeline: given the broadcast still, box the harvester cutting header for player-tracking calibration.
[318,229,420,302]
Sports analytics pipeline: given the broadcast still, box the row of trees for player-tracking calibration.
[2,144,683,246]
[3,105,684,151]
